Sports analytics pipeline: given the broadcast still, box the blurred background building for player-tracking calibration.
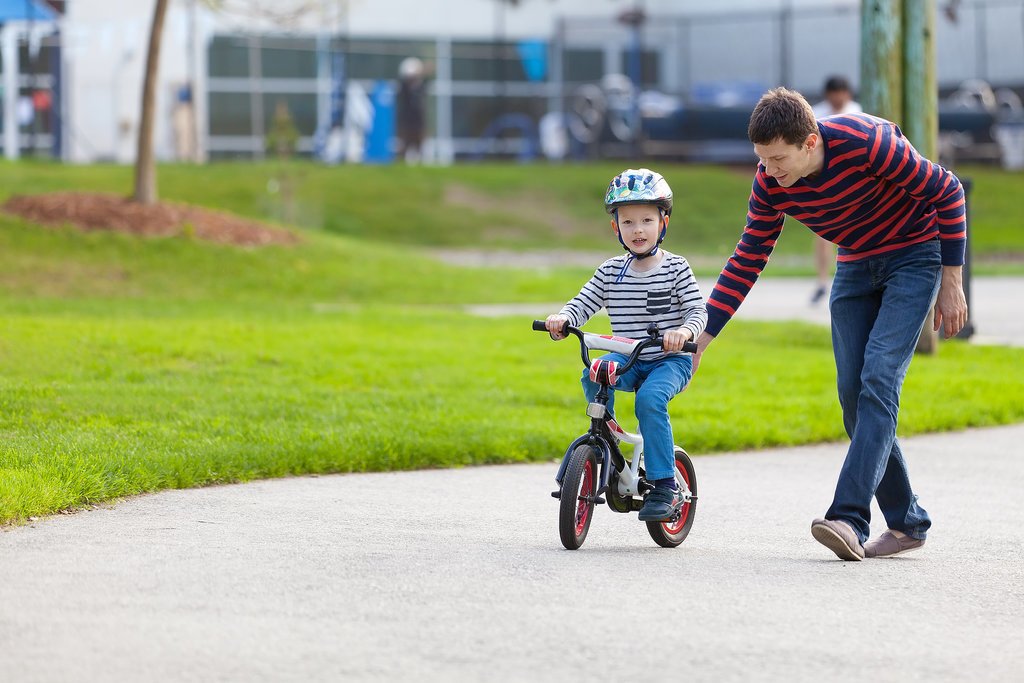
[2,0,1023,165]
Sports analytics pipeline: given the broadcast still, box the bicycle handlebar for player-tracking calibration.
[532,320,698,374]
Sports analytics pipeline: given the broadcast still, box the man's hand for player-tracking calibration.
[933,266,968,338]
[692,331,716,374]
[663,327,693,353]
[545,314,570,340]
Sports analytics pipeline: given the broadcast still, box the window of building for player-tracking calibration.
[208,36,250,78]
[260,38,318,79]
[562,49,603,83]
[452,41,529,82]
[620,48,659,88]
[208,92,252,136]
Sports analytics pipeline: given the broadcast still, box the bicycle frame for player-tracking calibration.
[552,397,693,506]
[538,320,697,506]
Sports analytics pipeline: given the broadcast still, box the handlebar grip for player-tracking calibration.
[532,319,571,337]
[683,341,698,354]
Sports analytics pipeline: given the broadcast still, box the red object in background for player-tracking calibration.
[32,90,52,112]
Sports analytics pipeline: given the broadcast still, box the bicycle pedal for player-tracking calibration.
[551,490,561,499]
[577,494,606,504]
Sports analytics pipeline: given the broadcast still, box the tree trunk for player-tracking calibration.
[133,0,170,205]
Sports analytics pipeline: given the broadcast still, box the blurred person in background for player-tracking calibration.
[396,57,427,163]
[810,76,863,303]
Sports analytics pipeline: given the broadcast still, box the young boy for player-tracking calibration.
[545,169,708,522]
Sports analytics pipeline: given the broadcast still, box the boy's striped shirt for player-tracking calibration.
[560,251,708,360]
[706,113,966,337]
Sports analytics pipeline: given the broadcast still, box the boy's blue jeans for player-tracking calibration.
[580,354,692,481]
[826,238,942,543]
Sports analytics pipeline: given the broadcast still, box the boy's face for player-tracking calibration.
[613,204,665,254]
[754,134,819,187]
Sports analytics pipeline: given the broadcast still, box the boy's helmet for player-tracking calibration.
[604,169,673,216]
[605,168,673,263]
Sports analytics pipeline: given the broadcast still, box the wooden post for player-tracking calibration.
[860,0,903,124]
[904,0,940,354]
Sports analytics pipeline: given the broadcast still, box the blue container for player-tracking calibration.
[364,81,395,164]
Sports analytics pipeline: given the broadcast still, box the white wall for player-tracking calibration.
[63,0,200,163]
[194,0,861,39]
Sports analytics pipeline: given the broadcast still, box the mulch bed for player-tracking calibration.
[2,192,299,247]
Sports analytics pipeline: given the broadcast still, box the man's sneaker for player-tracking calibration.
[637,487,679,522]
[810,518,865,561]
[865,530,925,558]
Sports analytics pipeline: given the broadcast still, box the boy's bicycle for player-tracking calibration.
[532,320,699,550]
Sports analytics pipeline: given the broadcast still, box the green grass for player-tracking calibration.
[1,160,1020,271]
[0,160,1022,523]
[2,307,1021,523]
[0,214,587,313]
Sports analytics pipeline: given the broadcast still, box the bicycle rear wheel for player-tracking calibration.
[646,446,697,548]
[559,444,599,550]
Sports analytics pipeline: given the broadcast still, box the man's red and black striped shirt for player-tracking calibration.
[705,113,966,337]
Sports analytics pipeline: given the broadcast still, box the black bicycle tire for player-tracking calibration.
[558,444,599,550]
[646,446,698,548]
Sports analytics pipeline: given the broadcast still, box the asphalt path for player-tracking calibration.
[2,425,1023,682]
[465,275,1024,347]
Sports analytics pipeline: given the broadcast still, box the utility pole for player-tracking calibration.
[861,0,941,354]
[860,0,903,124]
[903,0,936,161]
[904,0,940,353]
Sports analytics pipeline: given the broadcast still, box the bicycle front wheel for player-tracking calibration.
[558,444,599,550]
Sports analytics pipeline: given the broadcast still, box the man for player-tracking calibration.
[810,76,863,303]
[695,88,967,561]
[812,75,862,118]
[396,57,427,163]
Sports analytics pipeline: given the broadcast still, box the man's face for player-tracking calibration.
[753,135,817,187]
[613,204,665,254]
[825,89,852,112]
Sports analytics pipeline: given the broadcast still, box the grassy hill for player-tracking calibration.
[2,160,1020,270]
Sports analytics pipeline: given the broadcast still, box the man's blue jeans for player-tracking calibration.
[580,354,692,481]
[827,238,942,543]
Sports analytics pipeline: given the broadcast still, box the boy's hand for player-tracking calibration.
[662,327,693,353]
[545,314,570,340]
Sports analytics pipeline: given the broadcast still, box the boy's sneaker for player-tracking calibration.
[810,518,865,561]
[638,487,679,522]
[865,530,925,558]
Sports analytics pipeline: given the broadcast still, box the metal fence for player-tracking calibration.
[202,1,1023,162]
[3,0,1021,163]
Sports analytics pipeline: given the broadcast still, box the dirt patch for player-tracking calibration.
[2,192,299,247]
[443,183,586,237]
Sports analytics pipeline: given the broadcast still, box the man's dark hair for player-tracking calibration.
[824,75,852,94]
[747,87,818,146]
